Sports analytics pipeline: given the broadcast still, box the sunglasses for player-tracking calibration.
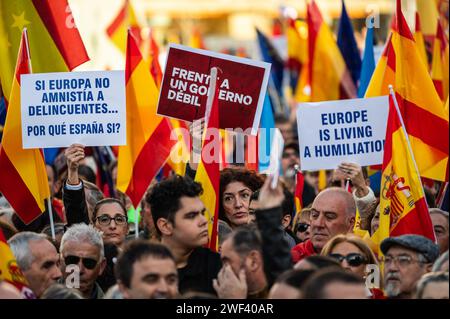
[64,255,98,270]
[329,253,367,267]
[297,223,310,233]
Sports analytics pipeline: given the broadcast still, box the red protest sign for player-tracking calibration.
[157,44,271,135]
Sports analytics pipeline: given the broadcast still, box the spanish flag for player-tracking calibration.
[116,31,176,207]
[106,0,142,54]
[0,0,89,101]
[195,68,220,252]
[286,18,308,96]
[372,90,435,249]
[0,29,50,224]
[414,12,429,68]
[366,0,449,182]
[0,229,34,298]
[307,0,356,102]
[416,0,439,45]
[294,171,304,215]
[431,21,449,101]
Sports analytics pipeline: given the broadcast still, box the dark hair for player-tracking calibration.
[275,269,315,290]
[424,187,437,208]
[274,114,290,124]
[219,168,263,222]
[303,269,364,299]
[78,164,96,184]
[92,198,127,222]
[250,190,260,202]
[146,175,203,236]
[0,220,17,240]
[302,255,342,270]
[115,240,175,288]
[281,188,295,220]
[283,141,299,155]
[230,225,262,256]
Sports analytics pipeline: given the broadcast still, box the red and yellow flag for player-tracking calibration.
[195,70,220,252]
[431,21,449,101]
[294,171,304,214]
[0,229,35,298]
[307,0,356,102]
[117,31,176,207]
[372,92,435,248]
[0,30,50,224]
[188,28,206,50]
[0,0,89,101]
[414,12,429,68]
[106,0,142,54]
[416,0,440,45]
[366,0,449,182]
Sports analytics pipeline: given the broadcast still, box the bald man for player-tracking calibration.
[291,188,356,263]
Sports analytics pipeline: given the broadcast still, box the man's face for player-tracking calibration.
[304,172,319,193]
[61,241,105,296]
[281,147,300,175]
[23,240,62,298]
[220,237,245,277]
[322,281,367,299]
[431,213,449,254]
[248,198,261,224]
[276,122,293,142]
[121,256,178,299]
[383,246,430,298]
[94,202,128,246]
[141,201,156,234]
[310,191,353,252]
[171,196,209,249]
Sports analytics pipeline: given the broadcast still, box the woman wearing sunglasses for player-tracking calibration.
[321,234,384,298]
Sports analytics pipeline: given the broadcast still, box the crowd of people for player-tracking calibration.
[0,118,448,300]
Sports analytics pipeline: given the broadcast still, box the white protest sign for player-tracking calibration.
[263,128,284,189]
[297,96,388,171]
[21,70,126,148]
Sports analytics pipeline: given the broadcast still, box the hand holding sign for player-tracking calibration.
[65,143,85,186]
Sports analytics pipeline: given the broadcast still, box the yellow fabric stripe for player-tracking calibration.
[414,31,428,68]
[365,56,394,97]
[2,78,49,212]
[311,24,347,101]
[0,0,69,99]
[195,162,217,240]
[117,58,162,192]
[416,0,439,36]
[109,24,128,54]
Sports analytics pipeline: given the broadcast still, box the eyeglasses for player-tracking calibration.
[329,253,367,267]
[297,223,310,233]
[380,255,425,267]
[95,214,127,226]
[64,255,98,270]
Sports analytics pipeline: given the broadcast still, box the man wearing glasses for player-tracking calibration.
[60,223,106,299]
[380,234,440,299]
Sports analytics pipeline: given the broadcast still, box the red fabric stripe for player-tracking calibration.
[125,31,142,83]
[307,0,322,87]
[399,96,449,155]
[14,32,30,84]
[106,2,126,36]
[433,80,444,100]
[295,171,304,208]
[125,119,176,206]
[31,0,89,70]
[385,36,396,72]
[437,22,448,53]
[394,0,415,41]
[391,197,435,241]
[0,149,43,224]
[415,12,421,32]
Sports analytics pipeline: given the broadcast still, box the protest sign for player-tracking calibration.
[21,71,126,148]
[157,44,271,135]
[297,96,389,171]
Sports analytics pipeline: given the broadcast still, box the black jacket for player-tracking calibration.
[178,247,222,296]
[255,206,293,287]
[62,181,90,227]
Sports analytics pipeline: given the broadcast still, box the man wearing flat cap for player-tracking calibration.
[381,235,440,299]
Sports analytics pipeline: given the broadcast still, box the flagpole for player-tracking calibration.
[134,207,139,239]
[388,85,428,206]
[24,27,55,240]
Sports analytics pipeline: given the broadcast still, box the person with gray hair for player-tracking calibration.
[415,272,449,299]
[8,232,62,298]
[432,250,449,272]
[59,223,106,299]
[429,208,449,254]
[292,187,357,263]
[40,283,83,299]
[381,234,440,299]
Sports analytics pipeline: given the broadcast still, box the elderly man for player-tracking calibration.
[213,226,268,299]
[381,234,440,299]
[115,240,179,299]
[429,208,449,254]
[291,187,356,263]
[8,232,62,298]
[60,223,106,299]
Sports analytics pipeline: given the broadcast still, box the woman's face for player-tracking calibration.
[222,182,252,227]
[330,241,368,278]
